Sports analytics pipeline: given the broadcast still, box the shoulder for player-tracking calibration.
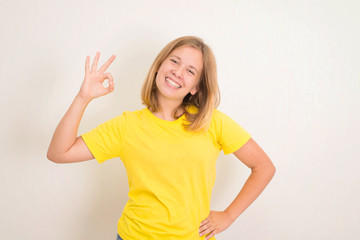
[210,108,231,125]
[118,108,146,117]
[212,108,224,118]
[209,108,246,132]
[207,109,225,133]
[116,108,151,123]
[102,109,146,126]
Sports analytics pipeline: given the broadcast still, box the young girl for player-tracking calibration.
[47,36,276,240]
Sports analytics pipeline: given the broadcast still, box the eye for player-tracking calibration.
[170,59,178,64]
[188,69,195,75]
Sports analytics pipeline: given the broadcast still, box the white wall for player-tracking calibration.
[1,0,359,239]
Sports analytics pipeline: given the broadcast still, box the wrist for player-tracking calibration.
[224,209,237,223]
[76,93,92,104]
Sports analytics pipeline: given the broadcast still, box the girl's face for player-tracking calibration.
[155,46,203,104]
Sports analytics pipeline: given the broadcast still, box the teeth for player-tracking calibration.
[165,77,181,88]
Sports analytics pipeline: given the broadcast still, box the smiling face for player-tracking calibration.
[155,46,203,104]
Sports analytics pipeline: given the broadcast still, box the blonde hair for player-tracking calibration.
[141,36,220,132]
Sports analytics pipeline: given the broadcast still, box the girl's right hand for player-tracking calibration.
[78,52,116,101]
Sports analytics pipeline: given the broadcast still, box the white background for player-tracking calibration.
[1,0,359,239]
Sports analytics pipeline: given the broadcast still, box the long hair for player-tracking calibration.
[141,36,220,132]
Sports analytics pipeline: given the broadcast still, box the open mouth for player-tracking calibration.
[165,77,181,88]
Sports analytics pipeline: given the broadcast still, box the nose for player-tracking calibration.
[172,66,184,79]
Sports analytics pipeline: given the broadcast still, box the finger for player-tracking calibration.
[99,54,116,73]
[108,80,115,93]
[91,52,100,72]
[103,73,114,93]
[199,222,213,235]
[199,224,214,237]
[205,231,215,240]
[104,72,114,82]
[85,56,90,74]
[106,80,115,93]
[199,220,211,231]
[200,217,211,227]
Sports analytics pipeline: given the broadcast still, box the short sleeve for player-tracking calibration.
[81,113,126,163]
[213,109,251,155]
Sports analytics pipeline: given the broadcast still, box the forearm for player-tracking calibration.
[224,166,276,221]
[47,94,91,159]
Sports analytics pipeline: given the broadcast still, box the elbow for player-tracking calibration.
[270,164,276,177]
[46,152,57,163]
[252,161,276,179]
[267,162,276,179]
[269,159,276,173]
[47,150,63,164]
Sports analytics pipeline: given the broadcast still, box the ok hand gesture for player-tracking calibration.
[78,52,116,101]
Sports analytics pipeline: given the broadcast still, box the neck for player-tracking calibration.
[152,93,184,121]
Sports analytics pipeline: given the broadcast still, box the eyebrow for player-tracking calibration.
[170,55,199,74]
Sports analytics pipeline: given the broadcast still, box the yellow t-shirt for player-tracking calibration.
[81,107,251,240]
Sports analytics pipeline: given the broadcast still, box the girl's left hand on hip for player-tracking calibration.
[199,210,234,240]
